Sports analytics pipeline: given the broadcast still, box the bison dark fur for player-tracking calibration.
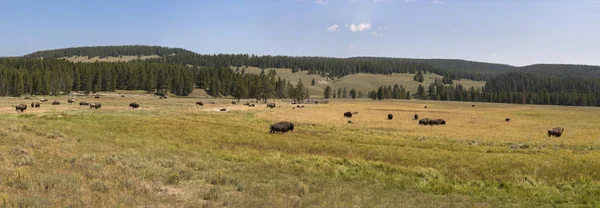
[548,127,564,137]
[129,102,139,108]
[388,114,393,120]
[15,104,27,112]
[344,112,352,118]
[269,122,294,133]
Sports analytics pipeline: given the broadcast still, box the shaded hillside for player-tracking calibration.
[514,64,600,78]
[25,45,194,59]
[406,58,516,74]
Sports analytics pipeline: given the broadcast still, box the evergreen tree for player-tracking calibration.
[324,86,332,99]
[311,79,316,86]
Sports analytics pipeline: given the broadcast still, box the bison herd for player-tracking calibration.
[418,118,446,125]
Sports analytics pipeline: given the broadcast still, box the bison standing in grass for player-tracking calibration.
[129,102,139,108]
[15,104,27,112]
[266,103,276,108]
[40,99,48,102]
[79,101,89,106]
[344,112,353,118]
[90,103,101,109]
[31,102,40,108]
[270,122,295,133]
[388,114,393,120]
[430,119,446,125]
[196,101,204,106]
[68,99,75,104]
[419,118,431,125]
[414,114,419,120]
[548,127,564,137]
[52,101,60,105]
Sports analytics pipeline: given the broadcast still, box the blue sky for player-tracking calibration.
[0,0,598,66]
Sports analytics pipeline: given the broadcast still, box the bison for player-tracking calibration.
[15,104,27,112]
[90,103,101,109]
[40,99,48,102]
[266,103,276,108]
[231,101,237,105]
[159,95,168,99]
[31,102,35,108]
[196,101,204,106]
[248,104,255,107]
[35,102,40,108]
[129,102,139,108]
[424,106,427,109]
[548,127,564,137]
[419,118,431,125]
[472,105,475,107]
[68,99,75,104]
[79,101,89,106]
[388,114,393,120]
[430,119,446,125]
[270,121,294,133]
[52,101,60,105]
[414,114,419,120]
[344,112,353,118]
[121,95,125,97]
[506,118,511,122]
[94,95,100,99]
[220,108,227,112]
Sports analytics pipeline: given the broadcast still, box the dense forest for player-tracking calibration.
[3,45,600,107]
[25,45,194,59]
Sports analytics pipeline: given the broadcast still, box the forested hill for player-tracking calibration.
[400,58,516,74]
[24,45,194,59]
[514,64,600,78]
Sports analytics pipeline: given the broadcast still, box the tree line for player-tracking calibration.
[25,45,194,59]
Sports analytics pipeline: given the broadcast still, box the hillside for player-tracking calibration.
[62,55,161,63]
[25,45,194,59]
[237,67,486,97]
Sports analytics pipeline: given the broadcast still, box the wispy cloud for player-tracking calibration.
[348,23,371,32]
[371,31,383,36]
[349,44,357,48]
[326,24,339,32]
[432,0,443,4]
[316,0,327,5]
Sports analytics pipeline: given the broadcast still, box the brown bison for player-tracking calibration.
[269,121,294,133]
[90,103,101,109]
[15,104,27,112]
[429,119,446,125]
[424,106,427,109]
[79,101,89,106]
[419,118,431,125]
[31,102,40,108]
[414,114,419,120]
[121,95,125,97]
[266,103,276,108]
[506,118,511,122]
[68,99,75,104]
[220,108,227,112]
[196,101,204,106]
[40,99,48,102]
[129,102,139,108]
[472,105,475,107]
[344,112,353,118]
[94,95,100,99]
[248,104,255,107]
[52,101,60,105]
[548,127,564,137]
[231,101,237,105]
[31,102,35,108]
[388,114,393,120]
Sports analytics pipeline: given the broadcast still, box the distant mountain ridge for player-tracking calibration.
[21,45,600,78]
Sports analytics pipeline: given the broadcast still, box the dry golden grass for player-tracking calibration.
[61,55,161,63]
[238,66,487,97]
[1,94,599,207]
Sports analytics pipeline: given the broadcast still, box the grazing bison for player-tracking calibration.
[34,102,40,108]
[31,102,35,108]
[79,101,89,106]
[90,103,101,109]
[388,114,393,120]
[68,99,75,104]
[121,95,125,97]
[424,106,427,109]
[505,118,511,122]
[24,97,30,100]
[269,121,294,133]
[266,103,276,108]
[231,101,237,105]
[220,108,227,112]
[430,119,446,125]
[419,118,431,125]
[196,101,204,106]
[94,95,100,99]
[344,112,353,118]
[414,114,419,120]
[548,127,564,137]
[40,99,48,102]
[15,104,27,112]
[248,104,255,107]
[129,102,139,108]
[52,101,60,105]
[472,105,475,107]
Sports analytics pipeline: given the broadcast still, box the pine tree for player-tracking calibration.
[324,86,332,99]
[311,79,316,86]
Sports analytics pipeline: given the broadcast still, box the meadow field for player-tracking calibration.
[1,93,600,207]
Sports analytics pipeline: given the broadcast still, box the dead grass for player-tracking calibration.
[0,94,599,207]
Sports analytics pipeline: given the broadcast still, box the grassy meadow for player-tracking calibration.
[1,93,600,207]
[237,67,487,97]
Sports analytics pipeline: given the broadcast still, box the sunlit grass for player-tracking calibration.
[1,95,599,207]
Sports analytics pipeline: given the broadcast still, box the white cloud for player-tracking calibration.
[326,24,339,32]
[432,0,443,4]
[316,0,327,5]
[349,44,357,48]
[371,31,383,36]
[349,23,371,32]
